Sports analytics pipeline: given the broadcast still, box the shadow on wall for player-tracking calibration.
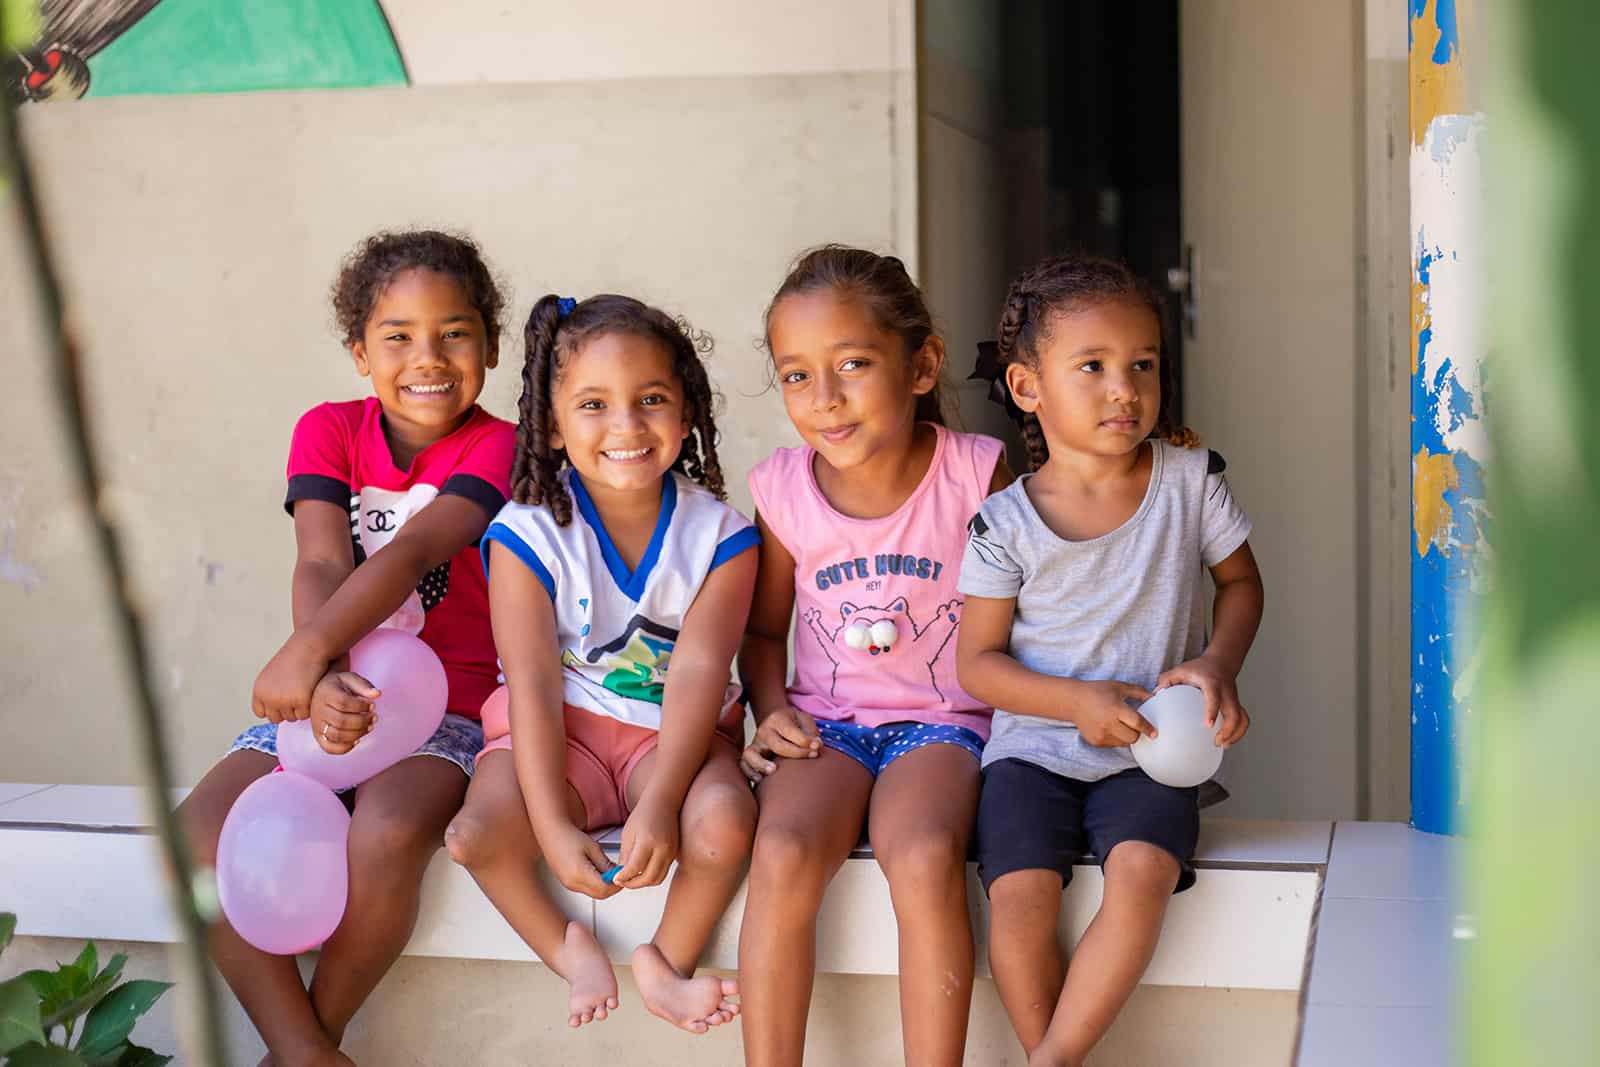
[3,0,407,103]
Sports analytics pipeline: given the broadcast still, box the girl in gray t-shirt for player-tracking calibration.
[956,255,1264,1065]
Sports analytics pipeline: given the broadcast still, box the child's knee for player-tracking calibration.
[682,795,756,871]
[348,807,441,870]
[750,822,830,892]
[878,826,967,891]
[1102,841,1180,895]
[443,810,493,869]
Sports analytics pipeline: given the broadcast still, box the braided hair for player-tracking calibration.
[995,255,1198,470]
[510,294,726,524]
[764,244,947,425]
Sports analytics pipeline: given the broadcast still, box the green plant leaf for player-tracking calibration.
[0,974,46,1055]
[18,970,56,1000]
[5,1042,87,1066]
[74,982,171,1061]
[0,913,16,960]
[70,944,96,985]
[112,1043,171,1067]
[41,964,123,1033]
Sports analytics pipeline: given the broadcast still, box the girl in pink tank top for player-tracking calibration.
[736,246,1012,1066]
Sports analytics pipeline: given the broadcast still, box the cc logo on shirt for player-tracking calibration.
[367,508,397,533]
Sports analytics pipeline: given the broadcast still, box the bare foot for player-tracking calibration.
[559,920,619,1027]
[630,942,739,1034]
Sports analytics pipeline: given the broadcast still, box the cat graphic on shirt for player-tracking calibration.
[802,596,963,701]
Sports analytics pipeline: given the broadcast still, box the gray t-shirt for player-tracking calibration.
[957,441,1251,789]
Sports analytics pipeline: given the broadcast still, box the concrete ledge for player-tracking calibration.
[0,784,1328,991]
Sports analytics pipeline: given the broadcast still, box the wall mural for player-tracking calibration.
[4,0,406,103]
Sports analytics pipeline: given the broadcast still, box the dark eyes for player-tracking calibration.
[1078,359,1156,373]
[577,394,670,411]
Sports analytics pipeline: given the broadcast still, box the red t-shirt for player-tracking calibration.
[284,397,515,718]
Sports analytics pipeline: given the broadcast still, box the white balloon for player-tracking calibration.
[1129,685,1223,788]
[869,619,899,649]
[844,621,873,650]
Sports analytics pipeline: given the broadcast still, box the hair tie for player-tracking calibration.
[557,296,577,319]
[968,341,1025,426]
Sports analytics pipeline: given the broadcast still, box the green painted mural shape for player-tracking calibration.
[86,0,405,97]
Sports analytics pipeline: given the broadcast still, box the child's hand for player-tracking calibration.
[615,797,680,889]
[544,822,623,901]
[252,636,330,723]
[740,706,821,783]
[308,671,380,755]
[1073,680,1156,747]
[1157,656,1250,747]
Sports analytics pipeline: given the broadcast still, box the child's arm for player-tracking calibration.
[252,495,492,723]
[612,543,759,890]
[486,540,620,900]
[1156,541,1264,747]
[956,595,1158,747]
[737,513,822,781]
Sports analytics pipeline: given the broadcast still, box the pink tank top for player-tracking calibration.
[748,425,1003,739]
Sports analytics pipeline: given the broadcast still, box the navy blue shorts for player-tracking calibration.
[815,720,984,777]
[976,759,1199,894]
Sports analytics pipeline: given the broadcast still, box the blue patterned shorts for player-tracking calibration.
[227,712,485,789]
[816,719,985,777]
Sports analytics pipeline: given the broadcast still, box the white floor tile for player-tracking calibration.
[1297,1002,1451,1067]
[1306,897,1454,1007]
[1324,821,1456,900]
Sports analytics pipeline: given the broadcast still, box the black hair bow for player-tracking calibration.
[968,341,1025,426]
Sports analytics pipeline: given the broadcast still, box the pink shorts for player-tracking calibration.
[476,686,747,831]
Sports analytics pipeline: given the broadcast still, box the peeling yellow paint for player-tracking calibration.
[1414,445,1460,555]
[1410,0,1467,147]
[1411,274,1430,375]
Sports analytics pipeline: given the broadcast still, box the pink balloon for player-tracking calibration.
[217,770,350,955]
[276,628,449,792]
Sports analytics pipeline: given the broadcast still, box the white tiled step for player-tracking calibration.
[0,783,1329,991]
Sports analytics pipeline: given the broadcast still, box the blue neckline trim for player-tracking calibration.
[570,472,677,601]
[481,521,556,602]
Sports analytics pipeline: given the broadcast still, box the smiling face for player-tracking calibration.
[768,289,941,472]
[548,331,690,496]
[350,267,498,452]
[1005,298,1163,461]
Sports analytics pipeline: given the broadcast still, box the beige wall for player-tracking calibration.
[0,2,916,787]
[8,935,1298,1067]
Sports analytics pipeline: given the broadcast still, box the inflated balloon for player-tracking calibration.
[1129,684,1224,788]
[217,770,351,955]
[277,628,448,791]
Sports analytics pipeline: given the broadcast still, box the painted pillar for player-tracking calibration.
[1409,0,1486,834]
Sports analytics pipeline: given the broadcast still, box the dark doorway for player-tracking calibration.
[998,0,1184,417]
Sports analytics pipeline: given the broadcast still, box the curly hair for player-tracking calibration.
[995,255,1198,470]
[763,244,947,426]
[331,230,506,349]
[511,294,726,524]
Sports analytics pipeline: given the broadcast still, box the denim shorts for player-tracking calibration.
[227,712,485,789]
[815,719,985,777]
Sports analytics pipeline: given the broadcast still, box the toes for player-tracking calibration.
[719,977,740,996]
[607,996,620,1010]
[568,1014,582,1029]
